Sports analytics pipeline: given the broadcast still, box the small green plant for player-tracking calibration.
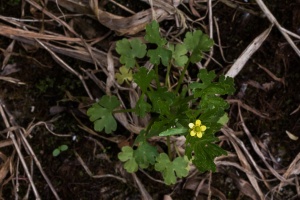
[87,21,235,185]
[52,145,68,157]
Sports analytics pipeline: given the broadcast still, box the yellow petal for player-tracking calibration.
[197,132,203,138]
[190,130,196,136]
[195,120,201,126]
[200,125,207,131]
[188,123,195,129]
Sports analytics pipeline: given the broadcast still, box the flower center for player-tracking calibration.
[195,126,201,132]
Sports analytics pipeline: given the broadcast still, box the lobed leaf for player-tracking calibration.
[87,95,120,134]
[168,43,188,67]
[144,21,167,46]
[115,66,133,84]
[183,30,214,63]
[185,134,227,172]
[133,67,155,93]
[118,146,138,173]
[147,46,172,67]
[134,142,158,169]
[155,153,189,185]
[116,38,147,68]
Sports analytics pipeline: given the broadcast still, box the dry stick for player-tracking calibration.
[278,153,300,191]
[238,107,288,186]
[0,103,41,199]
[25,0,79,36]
[281,27,300,40]
[225,25,273,78]
[213,16,231,63]
[0,103,62,199]
[109,0,136,14]
[203,0,213,68]
[17,129,61,200]
[74,150,127,183]
[31,37,94,100]
[221,126,264,199]
[132,173,153,200]
[255,0,300,57]
[207,171,212,200]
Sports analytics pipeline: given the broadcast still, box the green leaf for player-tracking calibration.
[159,127,188,136]
[118,146,138,173]
[134,142,158,169]
[115,66,133,84]
[118,146,133,162]
[217,113,229,125]
[147,46,172,67]
[133,67,155,93]
[201,96,229,110]
[52,149,60,157]
[144,21,167,46]
[93,109,117,133]
[148,87,175,116]
[183,30,214,63]
[168,43,188,67]
[116,38,147,68]
[155,153,189,185]
[135,95,152,117]
[189,69,216,90]
[218,75,236,95]
[185,134,227,172]
[98,95,120,111]
[87,95,120,134]
[124,158,139,173]
[59,145,68,151]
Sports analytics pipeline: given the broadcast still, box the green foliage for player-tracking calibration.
[118,141,158,172]
[148,87,175,116]
[52,145,68,157]
[88,20,235,185]
[133,67,155,93]
[144,21,167,46]
[147,46,172,67]
[168,44,188,67]
[116,38,147,68]
[87,95,120,134]
[185,134,227,172]
[135,95,152,117]
[155,153,189,185]
[115,66,133,84]
[183,30,214,63]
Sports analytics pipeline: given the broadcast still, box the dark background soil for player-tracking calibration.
[0,0,300,199]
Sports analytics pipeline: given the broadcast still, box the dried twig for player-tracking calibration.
[255,0,300,57]
[225,25,273,78]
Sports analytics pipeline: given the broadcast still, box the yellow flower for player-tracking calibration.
[188,119,207,138]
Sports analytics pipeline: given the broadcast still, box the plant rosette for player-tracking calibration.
[87,21,235,185]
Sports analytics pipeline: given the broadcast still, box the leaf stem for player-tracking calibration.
[154,64,161,89]
[165,62,171,88]
[175,60,190,93]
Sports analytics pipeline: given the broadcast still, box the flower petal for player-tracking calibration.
[188,123,195,129]
[195,120,201,126]
[197,132,203,138]
[200,125,207,131]
[190,130,196,136]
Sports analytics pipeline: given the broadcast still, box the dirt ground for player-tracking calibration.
[0,0,300,199]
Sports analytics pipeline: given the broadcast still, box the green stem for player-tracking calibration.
[154,64,161,89]
[175,60,190,93]
[165,63,171,88]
